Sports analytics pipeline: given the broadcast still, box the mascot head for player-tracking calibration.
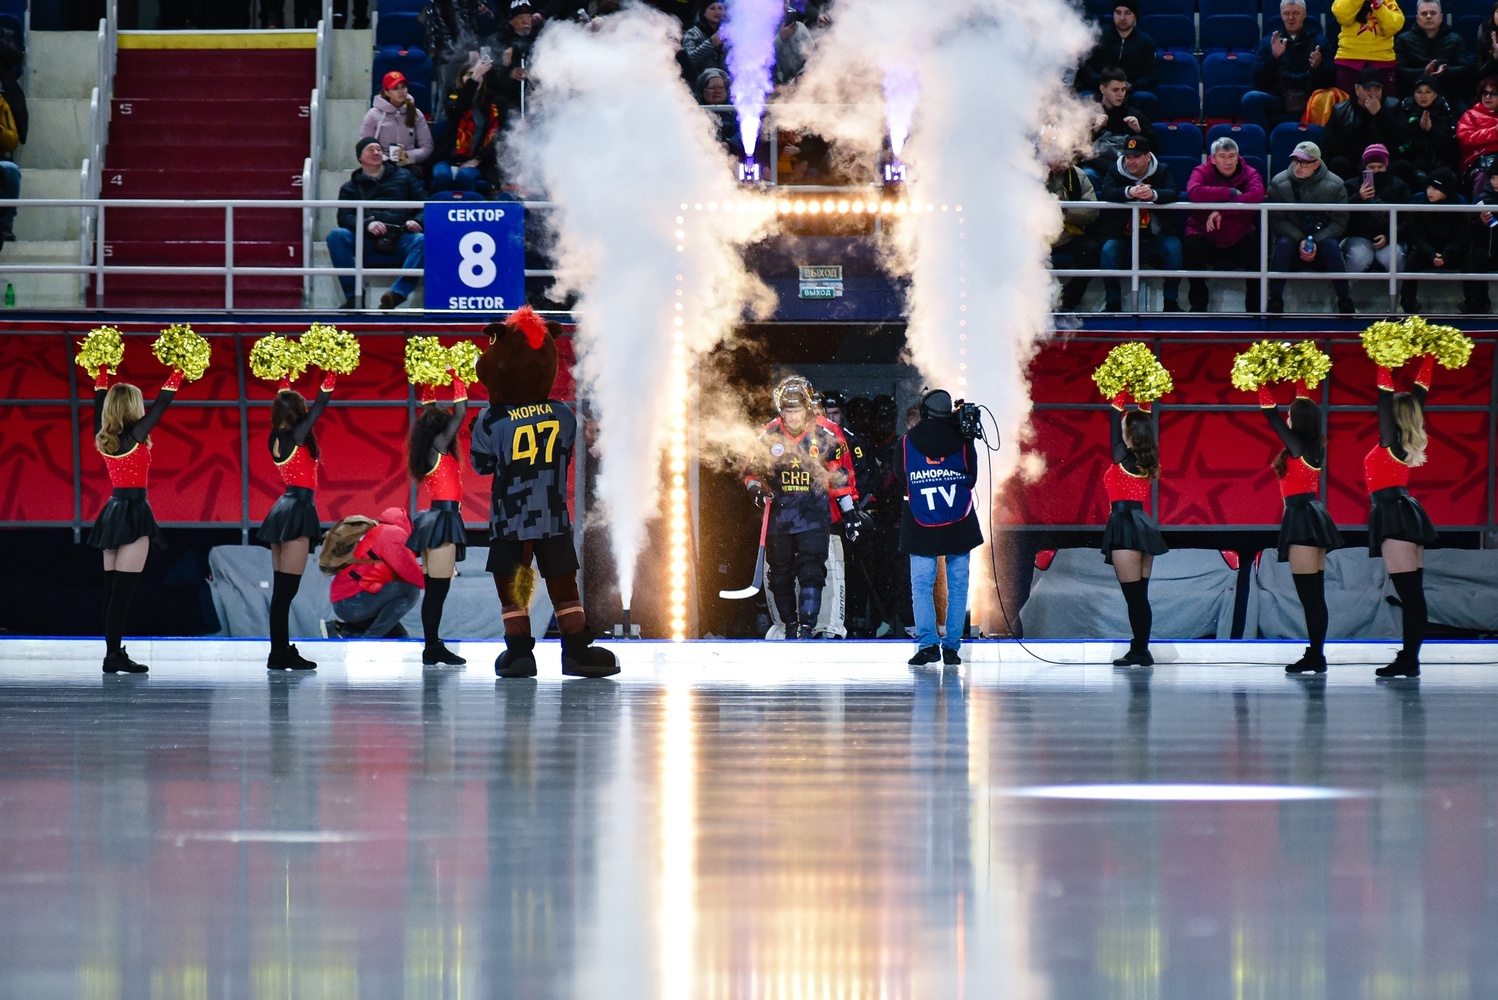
[476,305,561,406]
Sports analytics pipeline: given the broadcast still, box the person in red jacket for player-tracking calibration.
[1456,76,1498,190]
[90,368,182,674]
[406,370,468,665]
[1102,391,1167,667]
[326,507,426,638]
[1367,354,1439,677]
[1258,380,1344,674]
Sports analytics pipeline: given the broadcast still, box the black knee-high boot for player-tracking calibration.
[1290,571,1330,671]
[103,571,146,672]
[421,575,465,665]
[268,571,302,652]
[101,569,116,633]
[1390,569,1427,659]
[1115,578,1153,664]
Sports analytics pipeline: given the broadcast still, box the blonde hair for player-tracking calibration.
[1393,393,1428,467]
[96,382,145,455]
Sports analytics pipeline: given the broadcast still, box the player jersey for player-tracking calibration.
[744,417,854,535]
[470,399,576,541]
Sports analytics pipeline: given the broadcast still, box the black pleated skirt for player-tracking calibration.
[87,488,163,550]
[256,486,323,544]
[407,500,467,560]
[1368,486,1439,554]
[1101,500,1169,563]
[1276,492,1345,562]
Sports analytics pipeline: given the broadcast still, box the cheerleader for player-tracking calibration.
[1367,354,1438,678]
[1102,391,1167,666]
[90,368,182,674]
[1259,380,1344,674]
[406,370,469,665]
[257,370,337,670]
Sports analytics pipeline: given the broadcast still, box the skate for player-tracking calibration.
[1374,650,1420,678]
[103,646,148,674]
[267,644,318,670]
[561,634,620,678]
[795,623,818,640]
[422,642,467,666]
[495,636,538,678]
[1113,647,1154,667]
[1285,647,1327,674]
[908,645,940,666]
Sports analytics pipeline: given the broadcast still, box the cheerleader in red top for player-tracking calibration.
[1259,380,1345,674]
[256,370,337,671]
[90,368,183,674]
[405,370,469,665]
[1368,354,1439,678]
[1101,391,1168,667]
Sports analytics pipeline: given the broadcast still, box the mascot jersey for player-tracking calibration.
[471,399,577,541]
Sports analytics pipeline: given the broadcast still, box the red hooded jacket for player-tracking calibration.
[328,507,426,602]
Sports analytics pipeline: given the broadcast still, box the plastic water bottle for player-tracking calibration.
[1301,237,1315,256]
[4,283,14,308]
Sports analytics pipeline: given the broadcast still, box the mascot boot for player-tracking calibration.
[561,633,620,678]
[495,635,538,678]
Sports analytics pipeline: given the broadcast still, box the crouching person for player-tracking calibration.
[320,508,425,637]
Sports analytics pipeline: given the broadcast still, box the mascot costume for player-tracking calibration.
[471,307,619,678]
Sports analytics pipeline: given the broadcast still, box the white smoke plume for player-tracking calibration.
[508,7,773,610]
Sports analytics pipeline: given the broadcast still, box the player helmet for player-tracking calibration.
[774,375,815,413]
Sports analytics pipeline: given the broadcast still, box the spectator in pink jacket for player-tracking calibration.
[360,71,435,178]
[1183,136,1267,312]
[326,507,425,638]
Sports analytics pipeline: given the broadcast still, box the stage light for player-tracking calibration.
[836,200,849,213]
[794,201,806,214]
[807,201,821,214]
[851,201,865,214]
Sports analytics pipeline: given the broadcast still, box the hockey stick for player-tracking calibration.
[719,500,771,599]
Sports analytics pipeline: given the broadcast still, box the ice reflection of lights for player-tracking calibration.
[1010,784,1362,802]
[660,682,696,1000]
[668,244,690,639]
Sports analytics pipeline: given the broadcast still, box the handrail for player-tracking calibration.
[301,157,314,306]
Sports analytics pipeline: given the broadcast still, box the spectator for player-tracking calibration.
[1476,1,1498,81]
[1331,0,1405,94]
[698,68,747,156]
[1394,0,1471,104]
[1340,142,1411,275]
[1085,67,1157,179]
[698,66,729,105]
[1457,75,1498,190]
[773,8,813,87]
[1394,75,1460,184]
[328,136,427,310]
[1245,0,1335,131]
[1078,1,1158,118]
[1322,68,1404,175]
[1267,140,1355,313]
[325,508,425,638]
[431,57,505,194]
[1398,166,1465,310]
[1098,135,1184,312]
[490,0,541,117]
[361,71,435,180]
[422,0,498,68]
[1183,137,1267,312]
[681,1,728,80]
[0,86,18,248]
[1047,156,1102,311]
[1460,158,1498,311]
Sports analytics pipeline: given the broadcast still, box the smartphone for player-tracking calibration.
[1362,168,1374,188]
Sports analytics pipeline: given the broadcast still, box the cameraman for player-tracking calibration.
[898,390,983,666]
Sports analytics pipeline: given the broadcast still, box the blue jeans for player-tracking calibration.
[431,161,490,195]
[1269,236,1351,299]
[326,227,425,300]
[1100,234,1182,305]
[910,552,969,651]
[333,580,420,637]
[0,161,20,235]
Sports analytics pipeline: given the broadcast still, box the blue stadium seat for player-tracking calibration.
[1202,51,1253,119]
[1243,154,1269,178]
[378,0,426,13]
[1156,121,1205,159]
[1084,0,1116,18]
[1207,122,1268,159]
[1155,84,1203,121]
[375,11,425,49]
[1200,14,1261,51]
[1156,49,1201,87]
[1140,13,1197,50]
[371,46,434,111]
[1147,0,1196,16]
[1449,0,1489,17]
[1201,0,1258,16]
[1163,156,1200,189]
[0,0,24,18]
[1456,15,1487,47]
[1270,121,1324,172]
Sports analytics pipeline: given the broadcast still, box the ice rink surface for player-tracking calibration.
[2,637,1497,998]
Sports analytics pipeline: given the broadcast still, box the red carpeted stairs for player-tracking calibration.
[98,40,314,310]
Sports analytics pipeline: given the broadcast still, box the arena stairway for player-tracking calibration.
[95,33,315,310]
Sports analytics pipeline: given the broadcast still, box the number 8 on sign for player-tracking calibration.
[458,231,498,289]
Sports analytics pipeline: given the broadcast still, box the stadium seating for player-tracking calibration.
[376,0,426,13]
[1200,14,1261,51]
[1201,0,1259,18]
[1140,13,1197,50]
[1156,49,1201,88]
[1154,52,1204,122]
[375,11,425,49]
[1455,15,1487,48]
[1269,121,1324,172]
[1208,122,1268,177]
[1203,51,1255,120]
[1156,121,1206,160]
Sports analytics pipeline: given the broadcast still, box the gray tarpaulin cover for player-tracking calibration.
[207,545,549,639]
[1018,548,1237,640]
[1246,547,1498,638]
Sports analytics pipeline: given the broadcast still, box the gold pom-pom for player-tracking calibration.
[249,335,310,382]
[76,325,125,377]
[1412,317,1473,369]
[404,336,449,386]
[1362,316,1473,369]
[447,340,480,385]
[302,322,361,374]
[1092,343,1174,402]
[152,323,211,383]
[1230,341,1326,391]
